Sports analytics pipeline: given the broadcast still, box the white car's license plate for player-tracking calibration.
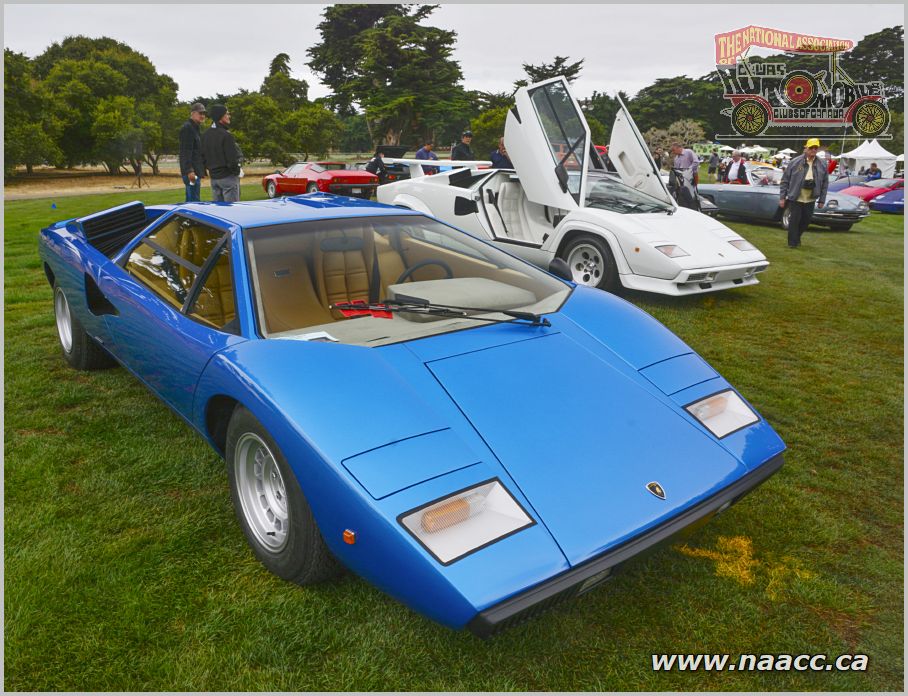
[352,188,361,194]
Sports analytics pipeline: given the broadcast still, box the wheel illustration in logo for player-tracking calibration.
[782,70,818,107]
[852,101,890,138]
[732,100,770,136]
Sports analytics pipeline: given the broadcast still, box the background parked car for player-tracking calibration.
[698,164,870,231]
[263,161,378,199]
[868,187,904,214]
[837,177,904,202]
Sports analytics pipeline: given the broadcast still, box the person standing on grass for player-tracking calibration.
[414,140,439,174]
[670,141,700,210]
[490,137,513,169]
[179,102,207,202]
[779,137,828,249]
[451,130,475,161]
[201,104,242,202]
[708,150,720,181]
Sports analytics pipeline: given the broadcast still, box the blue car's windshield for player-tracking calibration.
[244,214,571,346]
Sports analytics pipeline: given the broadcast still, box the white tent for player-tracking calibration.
[897,154,904,162]
[839,139,898,177]
[778,148,796,155]
[751,145,769,153]
[718,145,734,152]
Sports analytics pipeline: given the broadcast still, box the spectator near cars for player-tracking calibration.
[722,151,749,184]
[707,150,720,181]
[780,138,829,248]
[451,130,475,161]
[414,140,439,174]
[201,104,243,202]
[365,150,388,178]
[178,102,207,202]
[490,137,513,169]
[865,163,882,180]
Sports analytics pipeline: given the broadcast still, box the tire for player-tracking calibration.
[731,99,769,136]
[306,183,319,194]
[53,284,115,370]
[561,234,621,293]
[266,181,277,198]
[226,406,341,585]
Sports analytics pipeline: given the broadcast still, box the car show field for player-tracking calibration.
[3,183,903,690]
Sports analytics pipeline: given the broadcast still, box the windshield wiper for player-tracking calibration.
[331,294,551,327]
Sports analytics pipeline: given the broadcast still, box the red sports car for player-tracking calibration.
[262,162,379,199]
[838,177,904,202]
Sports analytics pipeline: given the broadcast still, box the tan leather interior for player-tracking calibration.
[254,252,332,333]
[179,223,235,329]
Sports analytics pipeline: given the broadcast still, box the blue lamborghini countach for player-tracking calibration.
[39,194,785,636]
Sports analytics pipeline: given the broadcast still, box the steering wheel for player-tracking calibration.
[395,259,454,284]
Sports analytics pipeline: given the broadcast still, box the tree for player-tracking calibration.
[581,90,627,143]
[269,52,292,77]
[4,49,62,174]
[841,25,903,111]
[337,113,374,153]
[307,4,411,115]
[310,5,468,145]
[469,106,510,159]
[91,95,160,174]
[514,56,584,90]
[628,76,723,136]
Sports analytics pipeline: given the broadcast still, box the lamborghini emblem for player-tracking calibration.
[646,481,666,499]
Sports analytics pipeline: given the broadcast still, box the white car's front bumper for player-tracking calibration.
[621,260,770,295]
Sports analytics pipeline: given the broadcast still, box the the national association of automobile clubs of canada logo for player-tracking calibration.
[646,481,666,500]
[714,25,891,140]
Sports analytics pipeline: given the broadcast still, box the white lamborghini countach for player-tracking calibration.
[377,77,769,295]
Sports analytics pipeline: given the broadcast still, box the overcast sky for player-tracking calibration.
[3,2,904,102]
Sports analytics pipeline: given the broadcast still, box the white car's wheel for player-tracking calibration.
[226,406,341,585]
[562,235,620,293]
[266,181,277,198]
[53,284,115,370]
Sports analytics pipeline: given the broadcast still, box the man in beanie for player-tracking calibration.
[179,102,207,202]
[201,104,242,202]
[779,138,828,248]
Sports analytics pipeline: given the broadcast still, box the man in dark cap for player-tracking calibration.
[179,102,207,202]
[200,104,242,202]
[451,130,475,161]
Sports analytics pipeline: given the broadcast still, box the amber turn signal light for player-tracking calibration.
[343,529,356,544]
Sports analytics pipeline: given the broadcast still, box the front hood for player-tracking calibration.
[426,332,747,566]
[602,208,766,265]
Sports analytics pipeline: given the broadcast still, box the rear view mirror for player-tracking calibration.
[549,257,572,281]
[455,197,478,216]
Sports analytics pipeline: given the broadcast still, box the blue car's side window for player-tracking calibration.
[124,215,238,334]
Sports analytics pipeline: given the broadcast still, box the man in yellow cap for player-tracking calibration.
[779,138,828,248]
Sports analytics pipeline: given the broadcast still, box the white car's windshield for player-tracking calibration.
[579,173,673,214]
[245,214,570,346]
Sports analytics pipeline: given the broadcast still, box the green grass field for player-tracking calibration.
[4,185,904,691]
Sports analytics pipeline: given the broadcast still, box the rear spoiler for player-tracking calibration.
[384,158,492,179]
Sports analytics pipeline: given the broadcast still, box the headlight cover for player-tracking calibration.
[685,390,759,438]
[656,244,690,258]
[858,200,869,210]
[399,479,534,565]
[728,239,756,251]
[824,199,839,208]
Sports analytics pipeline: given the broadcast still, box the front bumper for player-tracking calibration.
[467,453,783,638]
[622,260,770,296]
[812,209,870,226]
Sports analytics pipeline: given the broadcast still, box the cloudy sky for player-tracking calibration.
[3,2,904,102]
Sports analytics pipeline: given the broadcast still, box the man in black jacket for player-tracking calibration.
[201,104,242,202]
[451,130,475,161]
[179,102,207,202]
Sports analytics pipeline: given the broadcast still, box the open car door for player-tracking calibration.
[506,77,600,211]
[608,96,676,207]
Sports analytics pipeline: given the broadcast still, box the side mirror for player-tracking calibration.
[454,196,478,216]
[549,257,572,281]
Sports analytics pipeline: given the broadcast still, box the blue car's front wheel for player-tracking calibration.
[226,406,342,584]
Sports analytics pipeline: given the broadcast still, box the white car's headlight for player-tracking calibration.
[728,239,756,251]
[400,479,533,565]
[655,244,689,258]
[685,390,759,438]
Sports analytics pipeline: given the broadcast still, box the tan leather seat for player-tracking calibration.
[255,253,332,333]
[313,225,408,314]
[178,222,235,328]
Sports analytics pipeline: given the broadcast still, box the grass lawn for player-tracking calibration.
[4,185,904,691]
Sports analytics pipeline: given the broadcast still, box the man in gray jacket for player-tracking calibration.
[779,138,828,248]
[201,104,242,202]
